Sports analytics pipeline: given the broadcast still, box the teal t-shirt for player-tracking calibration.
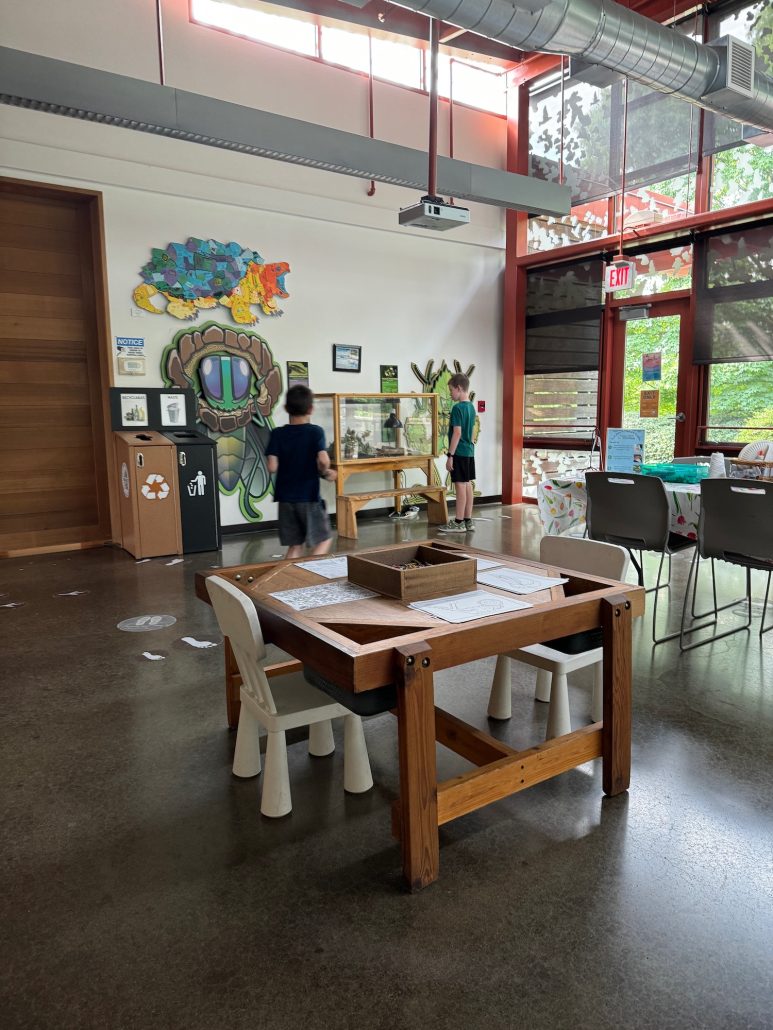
[449,400,475,457]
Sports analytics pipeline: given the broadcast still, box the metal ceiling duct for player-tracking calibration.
[385,0,773,132]
[0,46,570,216]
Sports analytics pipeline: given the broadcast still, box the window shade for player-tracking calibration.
[526,259,604,373]
[694,221,773,364]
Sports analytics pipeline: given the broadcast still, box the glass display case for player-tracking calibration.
[314,393,439,464]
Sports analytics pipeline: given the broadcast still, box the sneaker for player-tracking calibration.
[437,519,467,534]
[465,519,475,532]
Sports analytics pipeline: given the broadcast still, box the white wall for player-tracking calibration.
[1,0,506,526]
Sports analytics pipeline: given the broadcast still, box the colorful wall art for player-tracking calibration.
[410,360,481,493]
[134,237,290,325]
[162,322,283,522]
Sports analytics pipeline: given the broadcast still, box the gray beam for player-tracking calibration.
[0,47,570,216]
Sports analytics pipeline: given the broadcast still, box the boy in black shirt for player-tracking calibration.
[266,385,337,559]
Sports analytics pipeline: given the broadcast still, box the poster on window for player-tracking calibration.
[642,351,662,382]
[639,389,660,418]
[606,428,645,473]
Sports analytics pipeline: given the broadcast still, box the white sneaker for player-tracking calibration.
[437,520,467,534]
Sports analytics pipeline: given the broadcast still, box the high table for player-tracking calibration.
[196,541,644,891]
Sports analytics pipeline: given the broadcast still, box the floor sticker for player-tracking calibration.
[1,601,25,609]
[181,637,217,648]
[142,652,166,661]
[165,558,185,566]
[118,615,177,632]
[56,590,90,597]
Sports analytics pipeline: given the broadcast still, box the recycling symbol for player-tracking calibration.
[141,473,170,500]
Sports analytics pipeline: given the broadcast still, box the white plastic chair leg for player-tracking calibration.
[488,655,512,719]
[545,672,571,739]
[261,730,292,817]
[343,715,373,794]
[591,663,603,724]
[308,719,335,757]
[232,704,262,778]
[534,668,552,704]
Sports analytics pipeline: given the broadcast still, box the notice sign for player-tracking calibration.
[642,351,662,381]
[639,389,660,418]
[606,428,645,473]
[605,260,635,293]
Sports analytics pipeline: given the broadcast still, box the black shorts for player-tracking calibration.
[277,500,331,547]
[450,455,475,483]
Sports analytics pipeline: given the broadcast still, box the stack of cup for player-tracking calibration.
[709,452,726,478]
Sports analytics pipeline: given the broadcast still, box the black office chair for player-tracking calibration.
[585,471,696,645]
[679,480,773,650]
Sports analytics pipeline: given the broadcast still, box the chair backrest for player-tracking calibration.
[585,471,670,551]
[540,535,629,581]
[698,480,773,564]
[738,440,772,462]
[206,575,276,713]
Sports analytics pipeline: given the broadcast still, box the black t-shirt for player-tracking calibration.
[267,423,326,503]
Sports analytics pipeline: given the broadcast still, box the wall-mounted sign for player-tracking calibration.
[606,428,645,473]
[639,389,660,418]
[380,365,398,393]
[605,260,635,293]
[287,360,309,388]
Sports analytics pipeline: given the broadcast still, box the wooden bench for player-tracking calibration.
[336,486,448,539]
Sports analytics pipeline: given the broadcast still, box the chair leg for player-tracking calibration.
[488,655,512,720]
[680,558,754,652]
[545,672,571,740]
[343,716,373,794]
[232,704,262,778]
[308,719,335,757]
[535,668,551,704]
[261,730,292,817]
[591,663,603,724]
[761,572,772,636]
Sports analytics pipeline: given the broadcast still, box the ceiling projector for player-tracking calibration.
[399,197,470,231]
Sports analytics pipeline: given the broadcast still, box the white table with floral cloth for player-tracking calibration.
[536,474,701,540]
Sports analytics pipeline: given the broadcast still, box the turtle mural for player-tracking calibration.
[163,322,283,521]
[134,237,290,325]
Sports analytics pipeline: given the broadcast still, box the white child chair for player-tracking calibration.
[487,536,629,739]
[207,576,373,817]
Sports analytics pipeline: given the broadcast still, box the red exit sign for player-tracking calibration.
[605,260,635,292]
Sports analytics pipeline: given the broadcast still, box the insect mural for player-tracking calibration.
[410,360,480,493]
[162,322,282,522]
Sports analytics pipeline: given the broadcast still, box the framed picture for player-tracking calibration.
[332,344,361,373]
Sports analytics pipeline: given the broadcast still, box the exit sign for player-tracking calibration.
[605,260,635,292]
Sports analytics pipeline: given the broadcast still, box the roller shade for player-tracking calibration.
[526,259,604,374]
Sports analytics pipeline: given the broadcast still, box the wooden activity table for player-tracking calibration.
[196,540,644,891]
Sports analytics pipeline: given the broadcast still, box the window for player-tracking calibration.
[192,0,317,56]
[706,362,773,443]
[528,201,610,253]
[320,26,370,74]
[614,244,693,299]
[371,37,422,89]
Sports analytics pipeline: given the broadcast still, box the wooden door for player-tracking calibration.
[0,181,112,556]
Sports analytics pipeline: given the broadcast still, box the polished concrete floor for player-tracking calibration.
[2,504,772,1030]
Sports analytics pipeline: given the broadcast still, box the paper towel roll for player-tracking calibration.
[709,452,726,478]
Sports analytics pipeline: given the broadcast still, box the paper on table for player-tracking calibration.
[269,581,378,611]
[476,567,568,595]
[295,556,349,579]
[409,589,532,624]
[475,558,502,571]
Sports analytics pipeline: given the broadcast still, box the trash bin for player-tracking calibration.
[163,430,221,553]
[114,431,183,559]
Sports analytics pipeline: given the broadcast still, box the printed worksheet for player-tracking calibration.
[295,556,349,579]
[409,589,532,624]
[269,582,377,611]
[476,568,568,595]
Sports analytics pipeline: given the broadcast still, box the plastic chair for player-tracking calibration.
[585,471,696,644]
[487,536,629,739]
[207,576,373,817]
[679,481,773,650]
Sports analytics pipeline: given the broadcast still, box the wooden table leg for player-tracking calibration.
[601,594,632,796]
[394,641,439,891]
[224,636,241,731]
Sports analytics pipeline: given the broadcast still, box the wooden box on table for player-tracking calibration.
[346,544,475,601]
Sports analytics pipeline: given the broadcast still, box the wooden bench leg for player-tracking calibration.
[423,492,448,525]
[601,594,632,796]
[336,496,359,539]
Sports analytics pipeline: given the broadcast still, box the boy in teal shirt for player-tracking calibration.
[438,373,476,533]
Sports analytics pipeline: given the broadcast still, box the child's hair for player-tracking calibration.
[448,373,470,391]
[285,384,314,416]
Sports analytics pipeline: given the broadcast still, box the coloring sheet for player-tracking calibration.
[269,582,378,611]
[409,589,532,624]
[295,556,349,579]
[474,558,502,571]
[476,568,568,595]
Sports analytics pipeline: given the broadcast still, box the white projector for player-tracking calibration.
[399,198,470,231]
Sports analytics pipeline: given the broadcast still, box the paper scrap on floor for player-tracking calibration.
[295,556,349,579]
[476,567,568,595]
[409,589,532,624]
[270,582,378,611]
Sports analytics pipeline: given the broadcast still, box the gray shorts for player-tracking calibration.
[278,500,331,548]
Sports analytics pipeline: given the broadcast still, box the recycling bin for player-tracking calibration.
[163,430,221,553]
[114,431,182,559]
